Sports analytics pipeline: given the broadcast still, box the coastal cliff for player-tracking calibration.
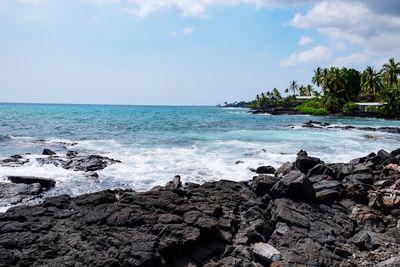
[0,149,400,266]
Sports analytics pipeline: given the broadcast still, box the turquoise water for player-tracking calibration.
[1,103,400,197]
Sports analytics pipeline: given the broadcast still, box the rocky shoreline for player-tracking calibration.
[0,149,400,266]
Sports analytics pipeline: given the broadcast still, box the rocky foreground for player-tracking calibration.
[1,149,400,266]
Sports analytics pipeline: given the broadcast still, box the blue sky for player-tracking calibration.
[1,0,400,105]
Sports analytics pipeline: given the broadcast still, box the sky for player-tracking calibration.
[0,0,400,105]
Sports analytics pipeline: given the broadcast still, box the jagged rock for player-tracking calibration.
[0,182,43,209]
[253,166,275,174]
[66,150,79,157]
[42,148,56,156]
[275,162,293,177]
[346,173,374,184]
[165,175,182,189]
[295,153,322,174]
[252,243,282,263]
[7,176,56,189]
[369,189,400,211]
[377,256,400,267]
[251,175,279,196]
[342,176,371,204]
[0,148,399,266]
[350,230,396,251]
[0,155,29,167]
[270,170,315,201]
[307,164,336,178]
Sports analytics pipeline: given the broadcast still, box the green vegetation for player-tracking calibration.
[249,57,400,118]
[342,102,358,114]
[296,99,328,116]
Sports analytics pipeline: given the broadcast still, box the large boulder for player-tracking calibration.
[253,166,276,174]
[295,152,322,174]
[251,175,279,196]
[313,179,341,203]
[7,176,56,189]
[270,170,315,201]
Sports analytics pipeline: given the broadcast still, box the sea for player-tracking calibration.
[1,103,400,202]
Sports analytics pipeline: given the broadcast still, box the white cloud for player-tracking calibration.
[333,52,368,67]
[280,46,331,66]
[98,0,314,18]
[287,0,400,67]
[182,26,196,35]
[298,35,313,45]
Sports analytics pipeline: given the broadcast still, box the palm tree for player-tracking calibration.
[288,80,299,96]
[381,58,400,88]
[329,67,345,95]
[321,68,331,94]
[361,66,384,100]
[312,67,323,87]
[306,84,314,96]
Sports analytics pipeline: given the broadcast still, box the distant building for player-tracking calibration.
[354,102,387,112]
[295,96,315,100]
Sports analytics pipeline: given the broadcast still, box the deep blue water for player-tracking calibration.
[1,103,400,203]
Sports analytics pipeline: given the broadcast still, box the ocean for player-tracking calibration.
[1,103,400,200]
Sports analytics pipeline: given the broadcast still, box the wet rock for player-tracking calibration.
[63,155,121,172]
[66,150,79,157]
[0,155,29,167]
[235,160,244,165]
[0,182,43,209]
[253,166,275,174]
[270,170,315,201]
[7,176,56,189]
[165,175,182,189]
[42,148,56,156]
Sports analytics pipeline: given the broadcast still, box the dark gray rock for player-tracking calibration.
[42,148,56,156]
[275,162,293,177]
[7,176,56,189]
[307,164,336,178]
[165,175,182,189]
[253,166,275,174]
[270,170,315,201]
[295,154,322,174]
[251,175,279,196]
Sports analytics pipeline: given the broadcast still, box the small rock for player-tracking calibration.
[165,175,182,189]
[253,243,282,263]
[66,151,79,157]
[42,149,56,156]
[235,160,244,165]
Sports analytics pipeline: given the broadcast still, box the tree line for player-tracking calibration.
[250,58,400,117]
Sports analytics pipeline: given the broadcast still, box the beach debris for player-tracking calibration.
[252,243,282,262]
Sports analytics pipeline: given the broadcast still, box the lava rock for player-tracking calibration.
[42,148,56,156]
[251,175,279,196]
[253,166,276,174]
[270,170,315,201]
[7,176,56,189]
[295,153,322,174]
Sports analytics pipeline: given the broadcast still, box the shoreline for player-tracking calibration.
[248,108,400,121]
[0,148,399,266]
